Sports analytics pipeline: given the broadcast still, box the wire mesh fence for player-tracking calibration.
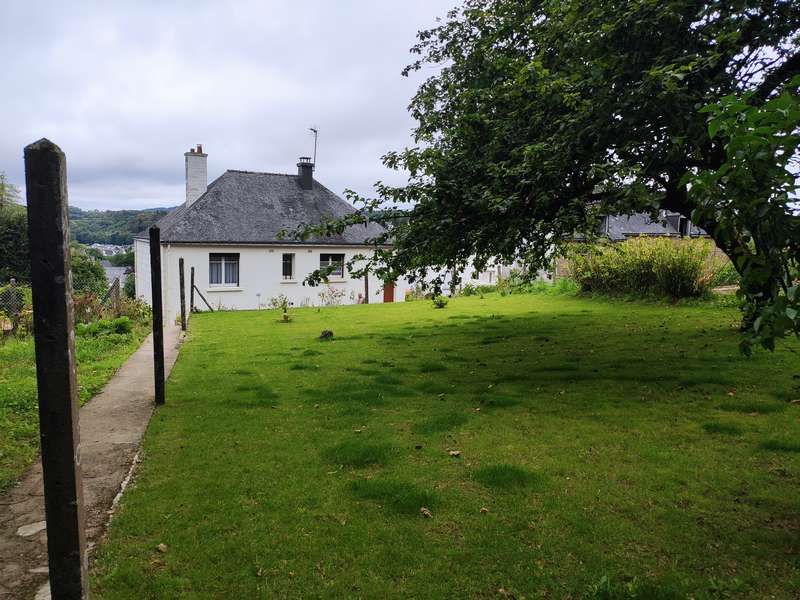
[1,274,124,339]
[0,278,31,337]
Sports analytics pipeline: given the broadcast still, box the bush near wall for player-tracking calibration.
[568,237,716,298]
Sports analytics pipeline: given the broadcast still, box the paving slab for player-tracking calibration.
[0,325,183,599]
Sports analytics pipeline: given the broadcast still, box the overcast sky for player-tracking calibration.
[1,1,453,210]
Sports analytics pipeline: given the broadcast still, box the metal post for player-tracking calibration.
[364,271,370,304]
[190,267,195,313]
[149,227,165,405]
[178,257,186,331]
[24,138,88,599]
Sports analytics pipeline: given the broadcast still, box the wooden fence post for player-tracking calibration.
[190,267,195,313]
[24,138,89,599]
[112,278,121,318]
[178,258,186,331]
[149,227,165,405]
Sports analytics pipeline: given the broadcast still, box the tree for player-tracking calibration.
[0,172,21,210]
[298,0,800,352]
[0,204,29,282]
[70,246,108,295]
[109,251,134,267]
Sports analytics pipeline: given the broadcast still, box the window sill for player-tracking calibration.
[206,287,242,292]
[280,280,298,284]
[326,279,347,283]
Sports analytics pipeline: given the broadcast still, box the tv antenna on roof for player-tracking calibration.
[309,127,318,168]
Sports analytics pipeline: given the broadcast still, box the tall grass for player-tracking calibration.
[569,237,713,298]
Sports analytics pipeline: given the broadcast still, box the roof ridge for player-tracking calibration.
[226,169,296,177]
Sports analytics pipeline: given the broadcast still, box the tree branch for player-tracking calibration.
[753,51,800,103]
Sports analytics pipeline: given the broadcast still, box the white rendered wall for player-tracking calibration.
[133,238,151,302]
[140,244,410,324]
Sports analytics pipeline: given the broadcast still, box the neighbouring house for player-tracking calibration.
[597,212,707,241]
[100,260,127,286]
[554,211,724,278]
[134,146,410,323]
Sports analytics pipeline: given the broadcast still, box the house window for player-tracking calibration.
[320,253,345,278]
[282,253,295,280]
[209,253,239,286]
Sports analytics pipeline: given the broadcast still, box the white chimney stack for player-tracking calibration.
[184,144,207,206]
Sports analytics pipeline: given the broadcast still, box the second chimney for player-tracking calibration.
[297,156,313,190]
[185,144,208,206]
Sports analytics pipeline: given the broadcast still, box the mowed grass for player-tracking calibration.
[92,294,800,598]
[0,326,150,492]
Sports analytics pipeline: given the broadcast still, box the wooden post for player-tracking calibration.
[24,138,89,599]
[193,284,215,312]
[364,271,370,304]
[190,267,195,313]
[178,258,187,331]
[149,227,165,405]
[112,278,120,318]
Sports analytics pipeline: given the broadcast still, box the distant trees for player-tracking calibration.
[69,206,169,245]
[109,251,134,267]
[0,203,29,283]
[0,172,21,210]
[0,173,28,283]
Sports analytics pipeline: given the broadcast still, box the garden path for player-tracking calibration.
[0,325,183,599]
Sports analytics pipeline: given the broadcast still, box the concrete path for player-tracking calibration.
[0,325,183,599]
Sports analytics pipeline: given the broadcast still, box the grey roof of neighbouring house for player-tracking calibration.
[602,213,706,241]
[137,170,387,245]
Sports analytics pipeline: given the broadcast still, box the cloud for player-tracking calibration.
[1,0,452,210]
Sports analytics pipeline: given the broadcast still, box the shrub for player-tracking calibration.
[569,237,711,298]
[72,292,104,324]
[432,295,449,309]
[71,249,108,295]
[405,285,430,302]
[123,272,136,299]
[76,316,133,337]
[269,293,290,313]
[318,285,346,306]
[461,283,478,296]
[708,261,740,287]
[117,297,151,323]
[460,282,498,297]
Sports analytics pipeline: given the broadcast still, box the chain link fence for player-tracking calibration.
[0,278,31,337]
[1,274,123,339]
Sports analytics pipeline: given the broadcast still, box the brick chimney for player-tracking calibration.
[184,144,207,205]
[297,156,313,190]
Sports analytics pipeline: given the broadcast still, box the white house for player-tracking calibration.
[134,146,411,323]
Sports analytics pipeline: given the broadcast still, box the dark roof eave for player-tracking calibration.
[137,238,393,248]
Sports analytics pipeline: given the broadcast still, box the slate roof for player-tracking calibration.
[602,213,705,241]
[138,170,387,245]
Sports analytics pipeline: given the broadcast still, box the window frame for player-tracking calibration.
[282,253,295,280]
[209,253,240,287]
[319,253,345,279]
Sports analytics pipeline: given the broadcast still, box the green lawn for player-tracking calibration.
[0,325,150,492]
[93,294,800,598]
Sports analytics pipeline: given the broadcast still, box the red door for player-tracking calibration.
[383,281,395,303]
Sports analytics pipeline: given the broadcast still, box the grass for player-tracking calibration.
[92,294,800,598]
[0,325,149,492]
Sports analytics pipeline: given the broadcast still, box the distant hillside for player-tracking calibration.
[68,206,173,245]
